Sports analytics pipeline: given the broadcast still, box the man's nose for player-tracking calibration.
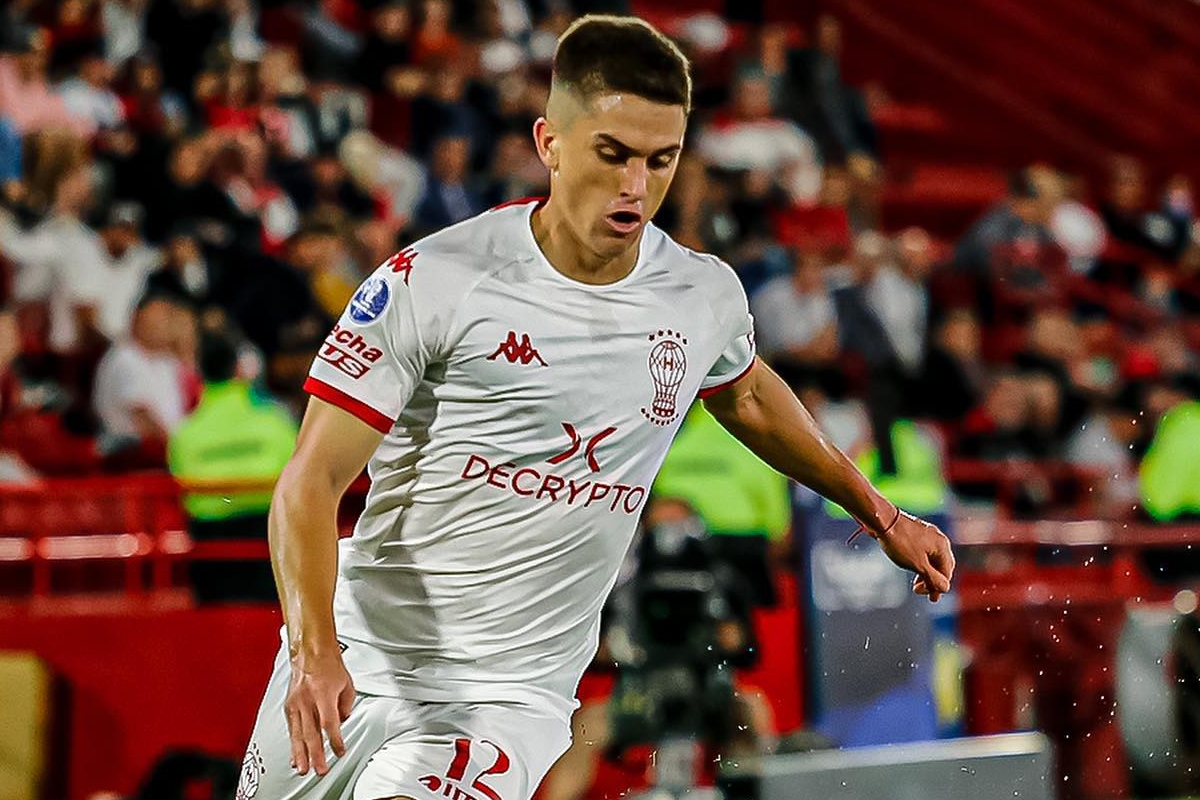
[620,159,648,200]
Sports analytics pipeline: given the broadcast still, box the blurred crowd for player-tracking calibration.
[0,0,1198,524]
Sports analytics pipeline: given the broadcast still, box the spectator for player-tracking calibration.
[0,117,22,207]
[119,49,188,138]
[1014,308,1090,442]
[168,330,297,602]
[695,72,822,207]
[772,164,854,254]
[146,221,220,309]
[957,372,1035,461]
[478,127,546,209]
[920,309,984,422]
[0,304,37,482]
[92,294,187,451]
[96,201,161,342]
[413,134,485,233]
[339,129,427,227]
[101,0,148,66]
[1047,172,1107,275]
[653,403,792,606]
[143,0,228,98]
[1099,157,1192,264]
[0,24,94,138]
[832,230,927,473]
[409,58,482,160]
[839,419,949,519]
[296,144,376,223]
[285,221,357,322]
[57,44,125,132]
[954,169,1054,276]
[782,15,877,166]
[1138,388,1200,580]
[257,45,318,161]
[353,1,412,95]
[866,227,934,376]
[6,162,110,358]
[1066,385,1142,518]
[750,247,838,373]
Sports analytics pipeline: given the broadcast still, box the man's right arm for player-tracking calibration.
[268,396,383,776]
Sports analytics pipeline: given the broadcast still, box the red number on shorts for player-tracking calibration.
[444,738,511,800]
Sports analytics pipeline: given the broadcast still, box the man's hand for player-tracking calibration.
[284,651,355,776]
[873,511,955,602]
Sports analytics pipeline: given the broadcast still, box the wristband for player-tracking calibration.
[846,505,902,545]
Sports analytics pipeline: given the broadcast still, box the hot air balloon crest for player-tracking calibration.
[641,329,689,426]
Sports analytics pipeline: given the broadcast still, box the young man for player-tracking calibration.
[241,15,954,800]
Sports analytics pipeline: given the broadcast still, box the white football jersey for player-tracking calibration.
[305,198,756,720]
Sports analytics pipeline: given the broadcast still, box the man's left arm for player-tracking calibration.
[704,357,955,601]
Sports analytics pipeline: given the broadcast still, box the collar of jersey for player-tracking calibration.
[521,200,653,291]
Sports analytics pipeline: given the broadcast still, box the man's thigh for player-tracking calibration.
[353,702,572,800]
[235,648,392,800]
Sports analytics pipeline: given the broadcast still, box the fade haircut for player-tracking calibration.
[552,15,692,115]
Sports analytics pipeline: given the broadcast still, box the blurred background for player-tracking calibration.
[1,0,1199,798]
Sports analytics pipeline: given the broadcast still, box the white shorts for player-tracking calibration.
[236,648,573,800]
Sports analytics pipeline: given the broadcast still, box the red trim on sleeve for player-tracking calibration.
[490,196,547,211]
[303,377,394,433]
[698,359,757,399]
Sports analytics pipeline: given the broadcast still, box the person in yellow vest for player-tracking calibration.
[1139,394,1200,582]
[168,331,298,602]
[825,419,950,519]
[654,402,792,607]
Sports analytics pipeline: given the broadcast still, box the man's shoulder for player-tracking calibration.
[646,226,743,292]
[376,200,539,295]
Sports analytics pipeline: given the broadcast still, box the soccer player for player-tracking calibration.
[239,15,954,800]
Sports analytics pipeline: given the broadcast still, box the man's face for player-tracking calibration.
[102,225,137,258]
[540,92,686,262]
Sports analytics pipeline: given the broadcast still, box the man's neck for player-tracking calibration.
[531,201,640,286]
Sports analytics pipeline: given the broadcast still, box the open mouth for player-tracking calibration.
[605,210,642,234]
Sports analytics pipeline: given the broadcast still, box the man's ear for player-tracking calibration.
[533,117,558,171]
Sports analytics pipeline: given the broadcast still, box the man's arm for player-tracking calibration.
[269,396,383,777]
[703,357,954,600]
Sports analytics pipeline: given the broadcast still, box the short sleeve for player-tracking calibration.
[304,250,449,433]
[698,271,757,398]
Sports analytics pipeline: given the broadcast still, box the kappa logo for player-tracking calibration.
[547,422,617,473]
[487,331,548,366]
[384,247,418,285]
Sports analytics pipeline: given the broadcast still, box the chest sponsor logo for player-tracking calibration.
[349,274,391,324]
[318,324,384,379]
[547,422,616,473]
[460,453,647,516]
[641,329,689,426]
[384,246,418,285]
[487,331,548,366]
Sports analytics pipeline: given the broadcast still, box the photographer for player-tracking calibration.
[542,497,775,800]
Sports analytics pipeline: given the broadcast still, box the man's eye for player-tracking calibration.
[651,155,675,170]
[598,149,624,163]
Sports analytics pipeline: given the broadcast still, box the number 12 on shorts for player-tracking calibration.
[418,739,511,800]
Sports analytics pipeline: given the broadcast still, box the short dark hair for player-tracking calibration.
[199,332,240,383]
[553,15,691,114]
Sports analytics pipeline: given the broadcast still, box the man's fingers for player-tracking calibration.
[285,704,308,774]
[921,552,952,593]
[297,701,329,776]
[318,696,347,758]
[338,682,355,722]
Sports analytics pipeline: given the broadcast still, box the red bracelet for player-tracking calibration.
[846,505,902,545]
